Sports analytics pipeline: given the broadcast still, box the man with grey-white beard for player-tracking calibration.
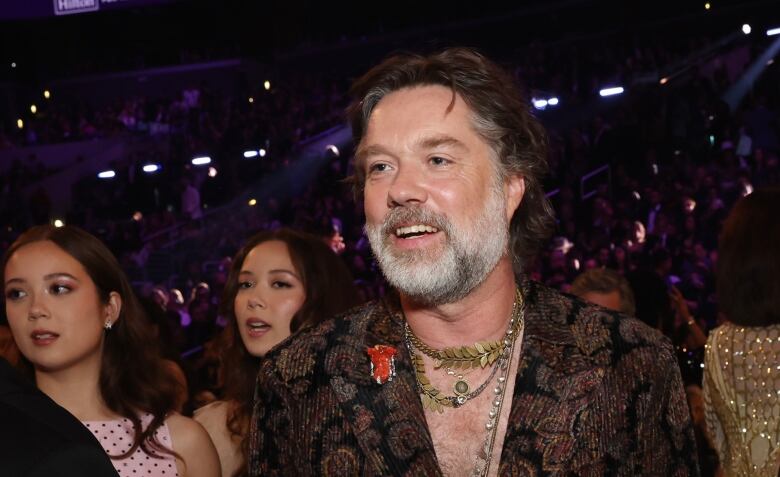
[248,48,699,477]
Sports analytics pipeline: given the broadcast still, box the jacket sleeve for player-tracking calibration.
[248,364,300,477]
[636,343,701,476]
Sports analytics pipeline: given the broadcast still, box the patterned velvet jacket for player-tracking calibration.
[249,280,700,476]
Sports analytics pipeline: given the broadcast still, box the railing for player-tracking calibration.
[580,164,611,200]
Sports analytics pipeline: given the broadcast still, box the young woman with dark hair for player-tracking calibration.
[3,225,219,477]
[703,188,780,477]
[194,228,360,477]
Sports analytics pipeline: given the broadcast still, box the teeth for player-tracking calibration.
[395,225,439,237]
[248,322,269,329]
[34,333,56,339]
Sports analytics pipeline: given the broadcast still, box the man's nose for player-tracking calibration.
[387,164,428,208]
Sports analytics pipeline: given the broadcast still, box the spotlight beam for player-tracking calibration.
[723,36,780,111]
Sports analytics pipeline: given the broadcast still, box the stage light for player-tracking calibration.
[142,164,160,173]
[599,86,624,97]
[259,148,267,157]
[248,97,254,103]
[742,24,752,35]
[30,104,37,114]
[547,97,559,106]
[532,98,548,110]
[248,198,257,206]
[192,156,211,166]
[98,170,116,179]
[660,77,669,85]
[54,219,65,228]
[243,150,259,158]
[769,59,776,66]
[326,145,340,157]
[704,2,711,10]
[16,119,23,129]
[133,211,143,221]
[767,27,780,36]
[208,167,218,177]
[264,80,271,91]
[44,90,51,99]
[10,62,16,68]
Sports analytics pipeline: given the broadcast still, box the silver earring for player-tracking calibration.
[104,320,113,331]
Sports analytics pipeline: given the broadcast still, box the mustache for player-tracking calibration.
[380,206,452,237]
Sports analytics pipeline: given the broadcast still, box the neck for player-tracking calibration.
[402,256,517,348]
[35,355,113,421]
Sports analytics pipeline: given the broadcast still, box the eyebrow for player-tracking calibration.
[4,273,79,287]
[354,144,393,165]
[239,269,301,280]
[44,273,79,281]
[355,134,469,165]
[417,134,469,152]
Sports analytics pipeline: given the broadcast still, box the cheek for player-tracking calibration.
[363,186,388,224]
[274,295,306,330]
[233,294,247,318]
[5,302,27,329]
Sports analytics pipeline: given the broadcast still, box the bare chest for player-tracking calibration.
[421,339,523,477]
[426,391,495,477]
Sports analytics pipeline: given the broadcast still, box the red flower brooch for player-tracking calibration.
[366,345,397,384]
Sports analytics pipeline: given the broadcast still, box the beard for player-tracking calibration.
[365,183,510,306]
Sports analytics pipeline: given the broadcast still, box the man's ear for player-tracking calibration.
[504,174,525,222]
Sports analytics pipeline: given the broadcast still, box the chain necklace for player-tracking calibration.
[404,288,524,412]
[407,335,503,410]
[474,312,522,477]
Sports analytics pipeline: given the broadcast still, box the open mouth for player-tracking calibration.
[31,330,60,344]
[395,224,439,239]
[246,318,271,337]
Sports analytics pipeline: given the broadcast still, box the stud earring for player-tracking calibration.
[104,320,113,331]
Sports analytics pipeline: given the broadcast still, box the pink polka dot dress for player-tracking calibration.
[82,413,179,477]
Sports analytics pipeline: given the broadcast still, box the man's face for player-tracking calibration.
[359,85,521,305]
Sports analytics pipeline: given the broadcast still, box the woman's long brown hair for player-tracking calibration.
[218,228,360,476]
[2,225,181,461]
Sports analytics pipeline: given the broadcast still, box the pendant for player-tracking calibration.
[367,345,397,384]
[453,379,470,396]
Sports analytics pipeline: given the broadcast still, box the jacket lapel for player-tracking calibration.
[500,280,609,474]
[327,298,442,476]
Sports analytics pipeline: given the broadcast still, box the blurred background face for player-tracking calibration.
[233,240,306,357]
[4,241,109,374]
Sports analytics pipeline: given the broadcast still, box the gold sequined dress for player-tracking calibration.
[703,322,780,477]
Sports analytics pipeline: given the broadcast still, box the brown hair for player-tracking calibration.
[716,188,780,327]
[1,225,180,460]
[347,47,555,270]
[218,228,360,477]
[571,268,636,316]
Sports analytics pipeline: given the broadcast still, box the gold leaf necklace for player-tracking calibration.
[404,288,524,411]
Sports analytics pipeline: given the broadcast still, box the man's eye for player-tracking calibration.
[430,156,451,166]
[368,162,390,174]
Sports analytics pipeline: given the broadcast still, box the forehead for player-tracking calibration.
[361,85,487,154]
[242,240,297,273]
[5,240,88,278]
